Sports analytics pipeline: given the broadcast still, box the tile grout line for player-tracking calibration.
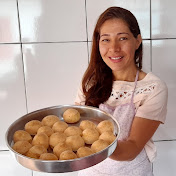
[0,38,176,45]
[85,0,90,64]
[16,0,28,114]
[154,139,176,142]
[150,0,152,72]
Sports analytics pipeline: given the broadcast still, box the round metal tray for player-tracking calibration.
[6,105,120,173]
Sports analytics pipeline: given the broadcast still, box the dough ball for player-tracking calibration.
[52,121,68,133]
[63,108,80,123]
[12,141,32,155]
[65,135,85,151]
[99,131,116,144]
[13,130,32,143]
[25,120,42,135]
[77,147,94,158]
[42,115,60,127]
[91,139,109,153]
[79,120,96,131]
[49,132,67,148]
[97,120,114,134]
[53,142,72,158]
[82,128,99,144]
[26,145,47,159]
[60,150,77,160]
[39,153,58,160]
[37,126,54,137]
[32,132,49,149]
[64,126,82,137]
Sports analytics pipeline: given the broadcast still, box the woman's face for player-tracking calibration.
[99,18,141,74]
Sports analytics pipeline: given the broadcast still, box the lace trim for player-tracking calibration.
[111,83,156,100]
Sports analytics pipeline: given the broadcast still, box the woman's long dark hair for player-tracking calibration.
[82,6,143,107]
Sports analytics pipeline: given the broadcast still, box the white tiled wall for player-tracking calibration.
[0,0,176,175]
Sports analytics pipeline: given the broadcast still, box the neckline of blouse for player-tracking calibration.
[113,72,152,84]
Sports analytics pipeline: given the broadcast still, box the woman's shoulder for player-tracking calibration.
[138,72,167,90]
[112,71,167,90]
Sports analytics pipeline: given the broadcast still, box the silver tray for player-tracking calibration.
[5,105,120,173]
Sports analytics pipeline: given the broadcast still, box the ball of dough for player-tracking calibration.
[49,132,67,148]
[63,108,80,123]
[32,132,49,149]
[13,130,32,143]
[82,128,99,144]
[65,135,85,151]
[64,126,82,137]
[39,153,58,160]
[42,115,60,127]
[26,145,47,159]
[37,126,54,137]
[53,142,72,158]
[79,120,96,131]
[25,120,42,135]
[77,147,94,158]
[97,120,114,134]
[91,139,109,153]
[52,121,68,133]
[60,150,77,160]
[99,131,116,144]
[12,141,32,154]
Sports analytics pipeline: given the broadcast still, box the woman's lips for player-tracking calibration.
[109,56,123,63]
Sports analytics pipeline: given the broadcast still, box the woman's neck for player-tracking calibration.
[113,68,138,82]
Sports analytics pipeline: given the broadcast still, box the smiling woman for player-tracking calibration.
[75,6,168,176]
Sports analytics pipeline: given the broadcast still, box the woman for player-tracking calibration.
[75,6,168,176]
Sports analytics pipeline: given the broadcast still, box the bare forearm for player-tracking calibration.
[109,140,141,161]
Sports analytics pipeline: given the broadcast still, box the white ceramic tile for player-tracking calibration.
[0,0,20,43]
[0,151,32,176]
[88,40,151,73]
[141,40,151,73]
[33,170,78,176]
[86,0,150,41]
[153,141,176,176]
[0,44,27,150]
[152,0,176,38]
[18,0,87,42]
[23,42,88,112]
[152,40,176,140]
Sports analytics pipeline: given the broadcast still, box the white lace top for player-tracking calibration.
[75,72,168,162]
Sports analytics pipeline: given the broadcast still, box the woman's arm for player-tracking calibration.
[110,116,160,161]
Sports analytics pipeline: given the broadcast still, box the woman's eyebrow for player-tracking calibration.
[100,32,129,38]
[117,32,129,35]
[100,34,110,38]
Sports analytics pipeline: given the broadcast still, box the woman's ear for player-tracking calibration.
[136,34,142,50]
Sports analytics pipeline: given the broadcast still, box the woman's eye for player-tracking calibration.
[102,39,109,42]
[119,37,127,41]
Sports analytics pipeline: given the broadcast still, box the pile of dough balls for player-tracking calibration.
[12,108,116,161]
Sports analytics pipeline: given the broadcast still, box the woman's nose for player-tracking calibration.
[109,41,120,52]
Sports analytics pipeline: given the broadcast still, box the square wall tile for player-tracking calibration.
[152,0,176,38]
[153,141,176,176]
[0,151,32,176]
[0,44,27,150]
[18,0,87,42]
[86,0,150,40]
[152,40,176,140]
[23,42,88,112]
[88,40,151,73]
[0,0,20,43]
